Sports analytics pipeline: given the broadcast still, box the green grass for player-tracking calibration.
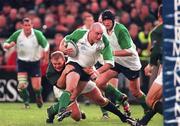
[0,103,163,126]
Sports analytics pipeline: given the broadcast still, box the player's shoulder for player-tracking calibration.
[114,22,128,34]
[12,29,22,35]
[73,29,87,35]
[114,22,126,30]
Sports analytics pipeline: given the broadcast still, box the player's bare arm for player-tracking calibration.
[3,41,16,50]
[113,49,133,57]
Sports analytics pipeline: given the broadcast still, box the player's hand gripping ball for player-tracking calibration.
[66,41,79,57]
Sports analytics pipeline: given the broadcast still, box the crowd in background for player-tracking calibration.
[0,0,161,97]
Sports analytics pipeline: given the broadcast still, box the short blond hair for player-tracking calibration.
[50,51,65,61]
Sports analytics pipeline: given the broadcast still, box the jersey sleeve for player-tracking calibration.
[34,30,49,51]
[101,35,114,66]
[114,24,132,49]
[64,29,87,44]
[4,30,21,44]
[149,31,162,65]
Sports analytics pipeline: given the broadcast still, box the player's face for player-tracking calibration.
[51,58,65,72]
[91,28,103,43]
[102,19,113,31]
[22,21,33,35]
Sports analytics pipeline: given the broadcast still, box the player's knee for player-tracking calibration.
[146,96,153,108]
[95,81,106,90]
[96,97,107,106]
[71,114,81,121]
[17,74,28,91]
[18,83,27,91]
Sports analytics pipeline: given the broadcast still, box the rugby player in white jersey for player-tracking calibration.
[46,50,135,124]
[95,10,149,114]
[56,22,135,123]
[3,18,49,108]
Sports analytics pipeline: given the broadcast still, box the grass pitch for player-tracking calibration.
[0,103,163,126]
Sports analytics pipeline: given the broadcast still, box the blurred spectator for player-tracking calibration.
[43,14,56,38]
[89,2,100,21]
[129,23,141,54]
[122,0,132,13]
[119,11,131,27]
[0,14,11,38]
[17,7,27,19]
[130,7,140,24]
[36,3,46,20]
[138,4,156,29]
[78,0,90,13]
[2,3,12,16]
[32,17,42,30]
[150,1,159,18]
[50,33,64,53]
[7,8,19,34]
[15,21,22,30]
[81,12,94,30]
[26,10,37,19]
[100,0,108,11]
[113,0,123,15]
[16,0,34,10]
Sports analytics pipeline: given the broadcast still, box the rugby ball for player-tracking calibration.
[66,41,79,57]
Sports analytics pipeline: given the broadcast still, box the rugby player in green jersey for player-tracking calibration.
[128,5,163,126]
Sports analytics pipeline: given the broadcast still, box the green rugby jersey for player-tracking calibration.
[46,63,64,85]
[150,24,163,65]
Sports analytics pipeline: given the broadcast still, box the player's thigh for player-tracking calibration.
[66,71,80,92]
[146,83,162,105]
[129,78,141,92]
[70,81,87,101]
[95,69,118,88]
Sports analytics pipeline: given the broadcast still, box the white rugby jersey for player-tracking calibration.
[103,22,141,71]
[4,29,49,61]
[64,29,114,68]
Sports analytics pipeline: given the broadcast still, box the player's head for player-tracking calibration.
[88,22,103,43]
[22,18,33,35]
[101,10,115,30]
[50,51,65,72]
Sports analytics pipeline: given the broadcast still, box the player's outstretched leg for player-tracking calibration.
[102,100,134,123]
[104,84,131,116]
